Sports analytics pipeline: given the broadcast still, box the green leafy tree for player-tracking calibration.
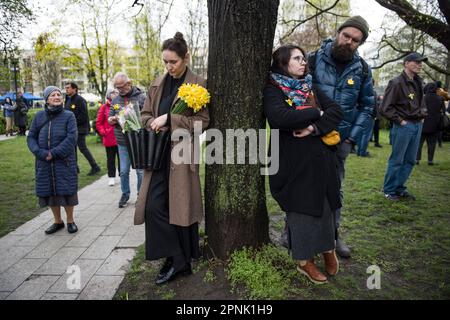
[0,0,33,58]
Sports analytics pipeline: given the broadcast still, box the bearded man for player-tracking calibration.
[307,16,375,258]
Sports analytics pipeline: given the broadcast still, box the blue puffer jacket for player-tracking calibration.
[310,39,375,142]
[27,106,78,197]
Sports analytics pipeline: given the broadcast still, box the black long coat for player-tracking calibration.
[14,96,29,127]
[264,84,343,217]
[423,83,446,134]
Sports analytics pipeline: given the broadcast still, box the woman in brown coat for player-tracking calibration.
[134,32,209,285]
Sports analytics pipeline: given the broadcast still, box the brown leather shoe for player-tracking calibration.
[323,250,339,276]
[297,260,327,284]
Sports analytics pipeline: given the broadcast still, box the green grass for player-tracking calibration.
[116,130,449,300]
[0,134,107,237]
[232,130,450,300]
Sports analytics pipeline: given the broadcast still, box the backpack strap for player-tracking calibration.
[360,57,369,85]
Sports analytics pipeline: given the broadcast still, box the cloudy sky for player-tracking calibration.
[21,0,392,56]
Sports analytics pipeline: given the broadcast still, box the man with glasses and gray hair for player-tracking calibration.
[108,72,146,208]
[306,16,375,258]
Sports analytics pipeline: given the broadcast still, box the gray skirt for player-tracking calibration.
[286,198,335,261]
[39,194,79,208]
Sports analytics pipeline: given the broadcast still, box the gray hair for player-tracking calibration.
[113,72,130,84]
[106,88,119,100]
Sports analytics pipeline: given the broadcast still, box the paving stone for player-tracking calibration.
[0,258,46,291]
[96,249,136,276]
[25,236,72,259]
[89,210,122,227]
[40,293,78,300]
[80,236,121,260]
[34,247,86,275]
[16,228,52,248]
[0,234,26,252]
[6,275,59,300]
[10,211,53,236]
[0,292,11,300]
[117,225,145,248]
[102,213,133,236]
[65,226,105,247]
[47,259,103,294]
[78,275,124,300]
[0,246,35,274]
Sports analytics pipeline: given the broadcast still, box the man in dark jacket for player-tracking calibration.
[108,72,145,208]
[380,52,428,201]
[65,82,100,175]
[309,16,375,258]
[15,91,30,135]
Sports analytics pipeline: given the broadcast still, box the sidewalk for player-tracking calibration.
[0,174,144,300]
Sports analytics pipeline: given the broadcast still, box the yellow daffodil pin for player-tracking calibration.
[408,93,415,100]
[347,78,355,86]
[113,104,120,110]
[286,99,293,107]
[70,104,76,109]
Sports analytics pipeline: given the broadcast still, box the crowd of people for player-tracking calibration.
[9,17,448,287]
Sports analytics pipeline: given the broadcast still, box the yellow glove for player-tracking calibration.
[321,130,340,146]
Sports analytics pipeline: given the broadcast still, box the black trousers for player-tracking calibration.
[372,119,380,144]
[18,125,26,135]
[76,133,98,169]
[144,151,200,263]
[417,132,439,163]
[105,146,120,177]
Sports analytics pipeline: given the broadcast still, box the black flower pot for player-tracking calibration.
[124,130,140,169]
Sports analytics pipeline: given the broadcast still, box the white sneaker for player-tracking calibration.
[108,178,115,186]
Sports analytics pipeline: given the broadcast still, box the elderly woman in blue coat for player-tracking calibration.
[27,86,79,234]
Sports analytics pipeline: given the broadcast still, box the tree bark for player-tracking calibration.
[205,0,279,259]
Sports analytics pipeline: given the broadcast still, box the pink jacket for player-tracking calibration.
[96,101,117,147]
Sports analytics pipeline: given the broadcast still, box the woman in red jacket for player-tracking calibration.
[96,89,120,186]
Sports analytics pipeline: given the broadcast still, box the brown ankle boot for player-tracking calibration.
[297,259,327,284]
[323,250,339,276]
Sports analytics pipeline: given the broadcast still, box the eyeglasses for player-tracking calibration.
[341,32,362,45]
[114,82,130,90]
[292,56,307,64]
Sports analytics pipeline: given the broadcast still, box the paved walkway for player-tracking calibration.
[0,134,17,142]
[0,174,144,300]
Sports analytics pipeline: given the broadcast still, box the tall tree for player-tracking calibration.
[129,2,166,88]
[205,0,279,259]
[33,33,63,88]
[184,0,208,77]
[374,0,450,87]
[279,0,350,49]
[0,0,33,58]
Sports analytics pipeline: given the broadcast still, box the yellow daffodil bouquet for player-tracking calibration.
[172,83,210,115]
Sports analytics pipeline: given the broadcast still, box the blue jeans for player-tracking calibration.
[383,121,423,195]
[357,118,374,156]
[118,144,143,195]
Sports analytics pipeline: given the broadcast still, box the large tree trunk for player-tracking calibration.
[205,0,279,259]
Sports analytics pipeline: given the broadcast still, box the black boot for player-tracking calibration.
[87,165,101,176]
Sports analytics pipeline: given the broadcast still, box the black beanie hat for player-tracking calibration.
[338,15,369,43]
